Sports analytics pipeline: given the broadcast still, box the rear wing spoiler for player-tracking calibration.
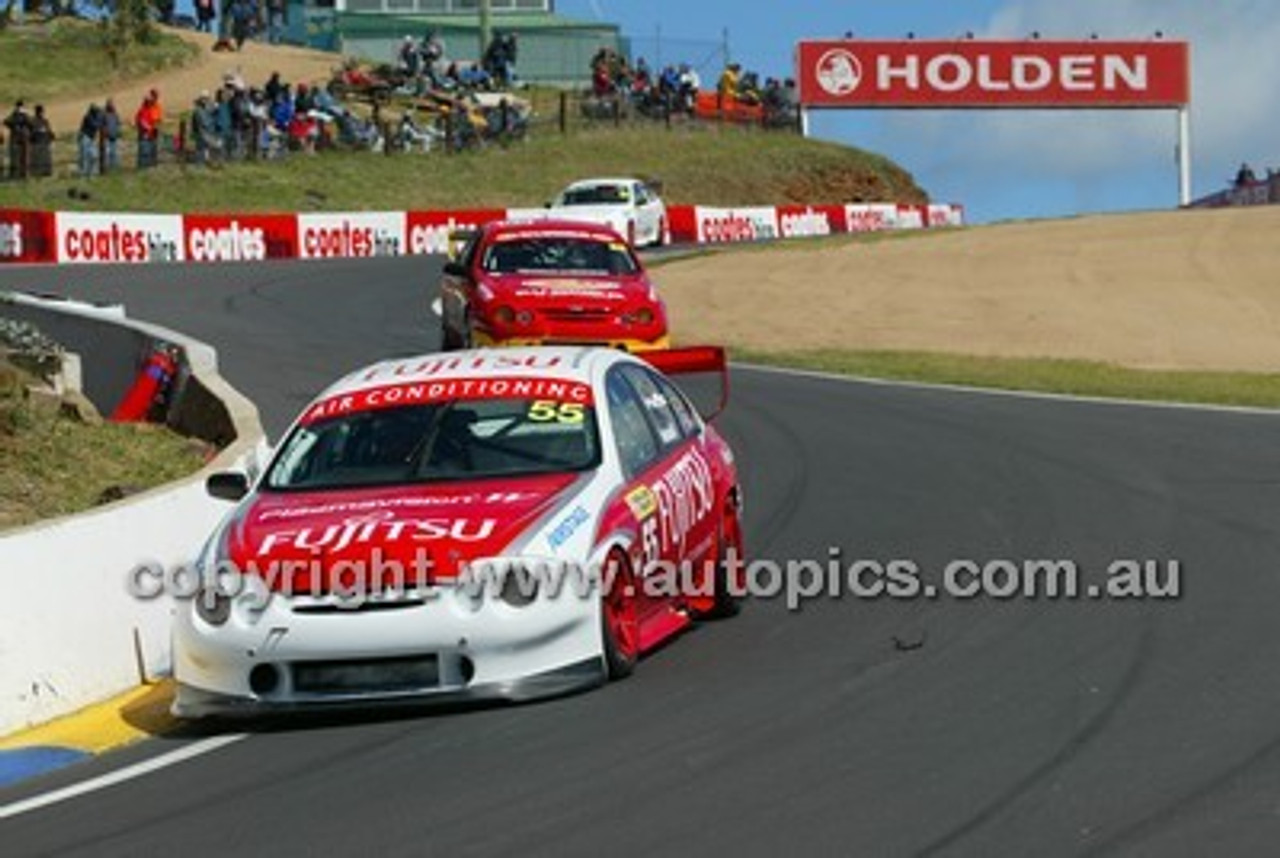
[642,346,729,422]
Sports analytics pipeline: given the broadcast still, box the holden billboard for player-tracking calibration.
[797,40,1190,109]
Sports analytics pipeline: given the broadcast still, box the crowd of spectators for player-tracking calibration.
[1,28,795,181]
[587,49,797,127]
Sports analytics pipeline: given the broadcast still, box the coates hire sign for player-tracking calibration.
[798,40,1190,109]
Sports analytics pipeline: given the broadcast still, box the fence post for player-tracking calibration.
[612,96,620,128]
[445,109,454,154]
[250,117,261,160]
[559,90,567,134]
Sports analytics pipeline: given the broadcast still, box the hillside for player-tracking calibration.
[0,20,928,212]
[663,206,1280,375]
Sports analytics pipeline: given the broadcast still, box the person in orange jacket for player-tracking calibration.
[135,88,163,168]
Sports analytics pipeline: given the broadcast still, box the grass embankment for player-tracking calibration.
[734,349,1280,410]
[0,358,209,532]
[0,17,198,105]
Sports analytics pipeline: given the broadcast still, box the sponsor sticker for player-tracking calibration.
[547,505,590,550]
[625,485,658,520]
[304,377,593,424]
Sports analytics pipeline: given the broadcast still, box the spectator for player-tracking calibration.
[421,29,446,88]
[717,62,741,112]
[3,99,30,179]
[502,32,519,88]
[214,88,234,155]
[398,35,421,77]
[229,0,253,51]
[1235,162,1258,188]
[195,0,216,33]
[264,70,285,104]
[483,31,518,89]
[135,88,162,168]
[265,0,286,44]
[192,91,219,164]
[398,111,439,152]
[77,103,104,177]
[28,104,54,178]
[102,99,121,171]
[677,63,700,114]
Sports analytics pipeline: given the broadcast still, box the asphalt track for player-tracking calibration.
[4,258,1280,856]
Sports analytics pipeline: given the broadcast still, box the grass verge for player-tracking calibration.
[732,348,1280,410]
[0,18,198,106]
[0,123,925,213]
[0,360,209,532]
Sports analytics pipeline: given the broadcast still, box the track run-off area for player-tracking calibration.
[3,255,1280,855]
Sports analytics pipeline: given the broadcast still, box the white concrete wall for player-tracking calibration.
[0,297,264,735]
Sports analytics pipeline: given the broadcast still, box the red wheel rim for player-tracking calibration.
[604,553,639,658]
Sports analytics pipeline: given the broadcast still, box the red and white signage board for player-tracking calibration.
[845,203,900,232]
[693,207,781,243]
[296,212,405,259]
[56,212,184,264]
[406,209,506,255]
[184,214,299,262]
[776,204,847,238]
[798,40,1190,109]
[0,208,56,264]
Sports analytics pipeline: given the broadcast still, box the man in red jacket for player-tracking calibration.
[135,88,163,168]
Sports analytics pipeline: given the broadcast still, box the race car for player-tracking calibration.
[439,219,670,353]
[544,176,668,248]
[173,345,743,717]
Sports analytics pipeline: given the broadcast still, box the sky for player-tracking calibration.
[555,0,1280,223]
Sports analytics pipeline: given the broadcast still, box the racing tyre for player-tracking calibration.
[705,509,744,619]
[601,549,638,678]
[440,318,459,351]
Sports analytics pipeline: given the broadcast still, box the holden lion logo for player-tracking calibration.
[816,48,862,96]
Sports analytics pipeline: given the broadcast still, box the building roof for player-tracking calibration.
[336,12,619,36]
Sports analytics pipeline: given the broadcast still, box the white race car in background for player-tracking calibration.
[542,177,669,248]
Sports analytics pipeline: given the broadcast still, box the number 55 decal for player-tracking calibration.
[529,400,585,424]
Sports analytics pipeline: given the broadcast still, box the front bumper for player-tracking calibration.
[172,582,605,719]
[174,657,604,718]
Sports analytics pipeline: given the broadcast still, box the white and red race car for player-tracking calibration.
[173,346,743,717]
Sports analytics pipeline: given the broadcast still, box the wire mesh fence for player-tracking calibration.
[1,78,798,184]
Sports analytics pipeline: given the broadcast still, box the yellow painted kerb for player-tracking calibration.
[0,680,177,755]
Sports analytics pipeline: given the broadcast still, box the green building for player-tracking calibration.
[285,0,624,85]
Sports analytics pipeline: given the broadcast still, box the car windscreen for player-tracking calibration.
[265,397,600,491]
[481,236,638,275]
[559,184,630,205]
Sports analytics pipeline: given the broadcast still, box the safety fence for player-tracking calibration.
[0,84,798,185]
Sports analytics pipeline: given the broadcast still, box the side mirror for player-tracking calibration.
[206,471,250,502]
[442,260,467,277]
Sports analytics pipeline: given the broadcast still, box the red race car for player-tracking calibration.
[439,219,670,353]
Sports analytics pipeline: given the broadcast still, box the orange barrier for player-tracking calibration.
[693,91,765,124]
